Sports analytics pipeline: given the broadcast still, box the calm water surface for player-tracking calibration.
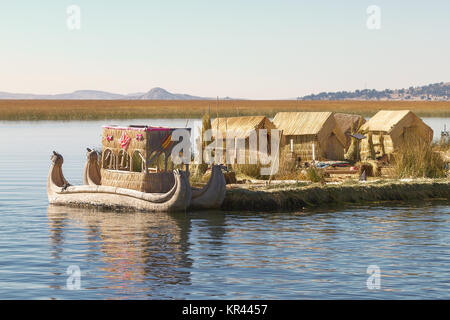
[0,120,449,299]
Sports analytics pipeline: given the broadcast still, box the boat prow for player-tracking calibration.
[47,152,191,212]
[82,148,101,186]
[190,165,227,210]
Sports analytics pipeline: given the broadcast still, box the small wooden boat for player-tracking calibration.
[47,124,227,212]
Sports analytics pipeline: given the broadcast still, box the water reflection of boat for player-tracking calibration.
[47,205,193,295]
[47,125,226,212]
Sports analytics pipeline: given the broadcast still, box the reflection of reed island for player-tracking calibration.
[47,206,193,294]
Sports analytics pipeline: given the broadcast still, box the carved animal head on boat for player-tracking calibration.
[86,148,99,164]
[51,151,64,165]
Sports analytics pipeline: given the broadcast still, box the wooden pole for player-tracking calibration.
[268,130,282,184]
[216,96,219,118]
[312,142,316,161]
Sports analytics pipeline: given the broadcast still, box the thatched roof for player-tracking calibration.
[360,110,433,144]
[273,112,347,146]
[360,110,433,140]
[211,116,276,139]
[334,113,366,135]
[360,110,411,132]
[273,112,332,135]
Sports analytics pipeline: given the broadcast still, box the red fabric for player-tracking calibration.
[119,132,131,150]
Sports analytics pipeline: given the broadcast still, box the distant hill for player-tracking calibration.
[138,87,208,100]
[0,90,125,100]
[300,82,450,101]
[2,83,448,101]
[54,90,126,100]
[0,88,212,100]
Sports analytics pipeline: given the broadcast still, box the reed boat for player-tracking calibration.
[47,125,227,212]
[48,151,192,212]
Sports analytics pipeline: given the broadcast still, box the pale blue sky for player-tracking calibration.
[0,1,449,99]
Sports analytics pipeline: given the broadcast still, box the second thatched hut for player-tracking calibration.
[334,113,366,151]
[273,112,347,161]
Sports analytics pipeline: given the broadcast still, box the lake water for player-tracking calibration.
[422,118,449,140]
[0,120,449,299]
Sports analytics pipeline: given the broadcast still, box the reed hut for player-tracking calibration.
[273,112,346,161]
[334,113,366,151]
[359,110,433,158]
[211,116,276,163]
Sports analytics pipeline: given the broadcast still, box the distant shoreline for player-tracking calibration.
[0,100,449,121]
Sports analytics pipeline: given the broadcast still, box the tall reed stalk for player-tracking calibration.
[393,137,446,178]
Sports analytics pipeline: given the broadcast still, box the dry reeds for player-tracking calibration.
[101,169,175,193]
[357,160,380,177]
[393,137,447,178]
[305,167,326,183]
[234,163,267,180]
[365,132,377,160]
[101,169,145,191]
[273,152,304,180]
[1,100,449,121]
[196,113,212,176]
[379,133,386,158]
[334,113,366,149]
[344,118,364,161]
[212,116,275,138]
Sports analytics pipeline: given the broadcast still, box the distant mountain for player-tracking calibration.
[0,88,212,100]
[300,82,450,101]
[138,87,208,100]
[2,83,448,101]
[0,91,53,99]
[0,90,127,100]
[53,90,126,100]
[125,92,146,98]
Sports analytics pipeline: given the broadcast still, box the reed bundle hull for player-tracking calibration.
[47,150,227,212]
[100,169,175,193]
[48,151,191,212]
[48,185,190,212]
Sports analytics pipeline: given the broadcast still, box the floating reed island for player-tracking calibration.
[197,109,449,212]
[221,179,450,212]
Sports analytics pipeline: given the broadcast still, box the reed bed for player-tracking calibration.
[393,137,447,179]
[0,100,449,121]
